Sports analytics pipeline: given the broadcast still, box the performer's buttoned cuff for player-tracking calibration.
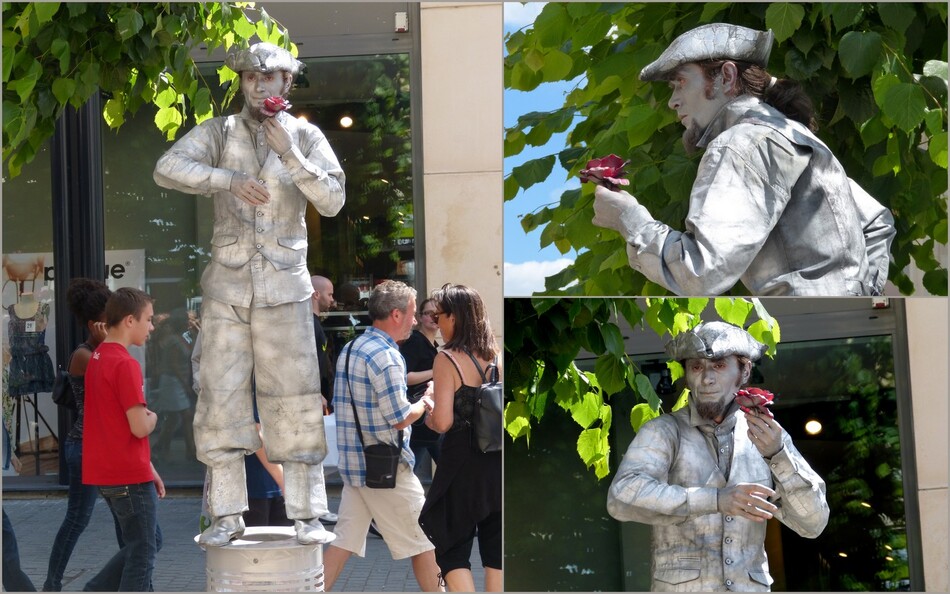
[765,447,797,482]
[210,168,234,193]
[281,149,329,181]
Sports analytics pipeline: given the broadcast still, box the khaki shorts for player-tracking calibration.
[332,464,435,560]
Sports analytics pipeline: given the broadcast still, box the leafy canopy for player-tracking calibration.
[505,3,948,296]
[504,297,780,479]
[3,2,296,178]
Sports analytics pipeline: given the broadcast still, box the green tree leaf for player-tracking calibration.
[33,2,60,24]
[633,372,660,410]
[114,7,145,41]
[928,132,947,170]
[630,402,659,433]
[671,388,690,412]
[877,2,916,35]
[765,3,805,43]
[600,322,626,358]
[882,83,926,133]
[511,155,556,191]
[714,297,754,327]
[839,31,882,79]
[154,105,183,139]
[541,49,573,82]
[593,353,627,395]
[504,401,532,441]
[50,38,70,75]
[825,3,864,32]
[51,77,76,106]
[576,427,611,479]
[570,389,603,428]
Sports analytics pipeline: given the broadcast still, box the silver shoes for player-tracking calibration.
[295,517,333,544]
[198,514,245,546]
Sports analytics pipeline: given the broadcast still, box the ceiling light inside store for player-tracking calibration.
[340,115,354,128]
[804,419,822,435]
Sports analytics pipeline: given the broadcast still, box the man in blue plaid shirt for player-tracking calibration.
[323,280,441,591]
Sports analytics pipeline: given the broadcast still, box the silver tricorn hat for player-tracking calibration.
[640,23,774,82]
[665,321,767,362]
[225,42,304,76]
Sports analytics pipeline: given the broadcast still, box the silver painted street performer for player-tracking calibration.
[607,322,828,591]
[154,42,344,546]
[591,23,896,296]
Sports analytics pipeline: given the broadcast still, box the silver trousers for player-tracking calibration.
[195,297,328,519]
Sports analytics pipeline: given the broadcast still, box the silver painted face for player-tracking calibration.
[667,63,732,152]
[685,356,746,420]
[241,71,288,120]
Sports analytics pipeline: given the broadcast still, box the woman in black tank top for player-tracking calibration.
[418,284,502,592]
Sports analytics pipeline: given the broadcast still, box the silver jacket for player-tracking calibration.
[607,401,829,592]
[620,96,895,296]
[154,107,345,306]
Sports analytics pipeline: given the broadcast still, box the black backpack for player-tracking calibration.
[459,350,502,453]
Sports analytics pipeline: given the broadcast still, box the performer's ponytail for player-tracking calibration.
[762,76,818,132]
[700,60,819,132]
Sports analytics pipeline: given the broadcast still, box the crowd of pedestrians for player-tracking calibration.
[4,277,500,593]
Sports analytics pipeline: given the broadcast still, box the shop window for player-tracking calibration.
[2,144,59,479]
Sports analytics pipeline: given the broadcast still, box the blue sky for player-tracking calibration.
[503,2,581,296]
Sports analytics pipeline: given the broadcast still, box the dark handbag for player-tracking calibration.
[51,366,76,411]
[464,350,503,454]
[51,344,87,412]
[345,342,402,489]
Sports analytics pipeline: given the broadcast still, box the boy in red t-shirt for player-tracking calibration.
[82,287,165,591]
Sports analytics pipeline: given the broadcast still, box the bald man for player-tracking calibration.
[311,275,335,410]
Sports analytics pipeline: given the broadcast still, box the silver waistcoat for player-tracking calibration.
[154,108,345,306]
[607,402,829,592]
[621,96,895,296]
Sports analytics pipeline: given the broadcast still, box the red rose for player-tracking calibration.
[262,96,292,117]
[579,154,630,191]
[735,387,775,418]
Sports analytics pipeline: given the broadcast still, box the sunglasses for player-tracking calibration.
[430,311,447,322]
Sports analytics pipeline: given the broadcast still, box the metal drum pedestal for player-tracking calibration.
[197,526,336,592]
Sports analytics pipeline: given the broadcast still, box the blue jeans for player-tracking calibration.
[44,438,124,591]
[3,510,37,592]
[83,483,162,592]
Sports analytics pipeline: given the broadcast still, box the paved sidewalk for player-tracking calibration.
[2,488,484,592]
